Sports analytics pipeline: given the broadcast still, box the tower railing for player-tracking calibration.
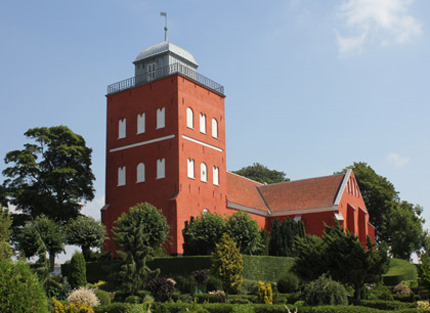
[107,63,224,95]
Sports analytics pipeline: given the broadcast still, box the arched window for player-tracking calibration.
[156,107,165,129]
[118,166,126,186]
[186,107,194,129]
[136,163,145,183]
[187,158,195,179]
[137,113,145,134]
[157,158,165,179]
[212,118,218,138]
[199,113,206,134]
[213,166,219,185]
[200,163,207,182]
[118,118,126,139]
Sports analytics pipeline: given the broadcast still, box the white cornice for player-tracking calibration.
[181,135,223,152]
[334,169,351,206]
[269,206,338,217]
[227,200,268,216]
[109,135,175,152]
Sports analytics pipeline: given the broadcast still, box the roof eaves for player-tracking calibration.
[227,171,264,185]
[334,170,350,206]
[227,200,269,216]
[269,205,338,217]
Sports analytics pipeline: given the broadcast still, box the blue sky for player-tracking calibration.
[1,0,429,261]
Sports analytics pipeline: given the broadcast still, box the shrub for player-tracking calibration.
[206,275,223,292]
[146,277,176,302]
[276,272,299,293]
[366,283,394,301]
[394,282,413,295]
[124,295,141,304]
[193,269,210,290]
[302,274,348,306]
[257,281,273,304]
[94,289,111,306]
[69,252,87,289]
[418,301,430,312]
[93,303,146,313]
[67,287,100,307]
[53,298,95,313]
[359,299,415,311]
[176,275,197,294]
[0,260,49,313]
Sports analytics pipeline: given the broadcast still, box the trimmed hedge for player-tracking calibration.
[242,255,295,281]
[359,299,415,311]
[382,258,417,286]
[94,303,145,313]
[64,255,295,285]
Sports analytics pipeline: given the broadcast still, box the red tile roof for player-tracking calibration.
[226,172,268,213]
[258,174,345,213]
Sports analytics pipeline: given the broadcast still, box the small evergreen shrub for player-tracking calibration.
[276,272,299,293]
[176,275,197,294]
[94,289,111,305]
[53,297,95,313]
[359,299,415,311]
[193,269,210,290]
[69,252,87,289]
[0,260,49,313]
[393,282,413,295]
[418,301,430,312]
[146,277,176,302]
[206,275,223,292]
[67,287,100,307]
[302,274,348,306]
[124,295,141,304]
[366,283,394,301]
[93,303,145,313]
[257,281,273,304]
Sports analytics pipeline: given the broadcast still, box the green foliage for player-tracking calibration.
[257,281,273,304]
[53,297,95,313]
[359,299,415,311]
[0,207,12,261]
[419,252,430,293]
[17,215,65,271]
[294,222,389,300]
[232,162,289,184]
[94,303,146,313]
[0,260,49,313]
[211,233,243,294]
[113,202,169,295]
[66,216,106,261]
[270,218,305,257]
[383,258,418,286]
[302,274,348,306]
[226,212,262,255]
[146,277,176,302]
[389,201,425,260]
[242,255,295,282]
[206,275,223,292]
[183,213,226,255]
[69,251,87,289]
[276,272,299,293]
[2,126,95,222]
[259,229,269,255]
[176,275,198,294]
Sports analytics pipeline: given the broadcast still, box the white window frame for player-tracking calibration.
[156,107,165,129]
[147,62,156,80]
[137,113,145,134]
[186,107,194,129]
[187,158,195,179]
[212,118,218,138]
[157,158,165,179]
[136,163,145,183]
[118,166,126,186]
[118,118,126,139]
[199,113,206,134]
[213,166,219,186]
[200,163,207,182]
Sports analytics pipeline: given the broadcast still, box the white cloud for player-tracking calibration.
[336,0,422,54]
[387,152,410,167]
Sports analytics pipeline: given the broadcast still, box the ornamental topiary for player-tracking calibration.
[0,260,49,313]
[257,281,273,304]
[146,277,176,302]
[393,282,412,295]
[67,287,100,307]
[302,274,348,306]
[277,272,299,293]
[94,289,111,306]
[69,252,87,289]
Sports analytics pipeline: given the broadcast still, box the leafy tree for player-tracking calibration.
[0,207,12,261]
[2,126,95,223]
[211,233,243,294]
[418,241,430,294]
[69,251,87,289]
[232,162,290,184]
[0,260,49,313]
[336,162,398,243]
[17,215,64,271]
[66,216,106,261]
[226,211,262,255]
[294,222,388,301]
[113,202,169,295]
[182,212,226,255]
[0,185,7,207]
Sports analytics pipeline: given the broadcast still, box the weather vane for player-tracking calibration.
[160,12,168,42]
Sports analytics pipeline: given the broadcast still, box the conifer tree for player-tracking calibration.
[0,207,12,261]
[210,233,243,294]
[69,251,86,289]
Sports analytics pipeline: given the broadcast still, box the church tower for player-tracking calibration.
[102,39,227,254]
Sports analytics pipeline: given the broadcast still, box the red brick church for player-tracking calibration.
[101,39,375,254]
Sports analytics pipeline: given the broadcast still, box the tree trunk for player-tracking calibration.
[82,245,90,261]
[49,251,55,272]
[354,285,362,302]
